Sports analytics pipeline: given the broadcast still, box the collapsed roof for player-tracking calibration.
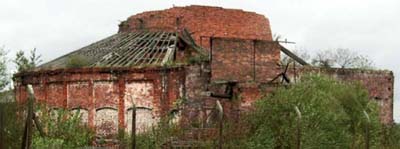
[39,31,203,69]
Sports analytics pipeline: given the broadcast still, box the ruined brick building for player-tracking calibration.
[14,5,394,137]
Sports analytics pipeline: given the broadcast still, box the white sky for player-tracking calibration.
[1,0,399,122]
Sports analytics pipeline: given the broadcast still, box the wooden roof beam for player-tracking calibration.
[280,44,309,66]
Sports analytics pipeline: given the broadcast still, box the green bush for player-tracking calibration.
[243,74,382,148]
[32,106,94,148]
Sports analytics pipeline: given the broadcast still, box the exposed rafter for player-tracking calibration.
[40,31,180,69]
[279,44,309,66]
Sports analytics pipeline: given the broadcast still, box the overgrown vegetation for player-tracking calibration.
[32,106,94,148]
[242,74,380,148]
[66,55,90,68]
[224,74,400,148]
[0,102,25,148]
[119,120,185,148]
[381,124,400,147]
[0,102,94,148]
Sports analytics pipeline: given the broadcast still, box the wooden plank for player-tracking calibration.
[161,46,174,65]
[280,44,309,66]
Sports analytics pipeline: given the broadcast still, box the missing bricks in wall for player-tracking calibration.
[175,17,181,29]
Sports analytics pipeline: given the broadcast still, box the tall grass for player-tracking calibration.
[32,105,95,148]
[0,102,25,148]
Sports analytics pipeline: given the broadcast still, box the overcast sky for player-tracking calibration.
[1,0,399,122]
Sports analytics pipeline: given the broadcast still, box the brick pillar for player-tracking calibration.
[62,81,68,108]
[118,77,126,129]
[62,73,68,108]
[43,75,48,102]
[88,80,95,128]
[152,79,162,118]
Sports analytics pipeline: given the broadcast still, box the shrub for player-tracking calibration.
[32,106,94,148]
[243,74,382,148]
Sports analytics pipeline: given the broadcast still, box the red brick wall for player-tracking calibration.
[181,63,211,127]
[15,67,186,136]
[255,41,281,82]
[120,5,273,50]
[211,38,254,82]
[211,38,280,82]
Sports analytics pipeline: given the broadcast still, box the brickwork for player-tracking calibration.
[15,67,186,136]
[211,38,280,82]
[13,5,396,139]
[254,41,281,82]
[121,5,273,50]
[211,38,254,82]
[181,63,211,127]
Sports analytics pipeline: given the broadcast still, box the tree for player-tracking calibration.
[332,48,357,68]
[311,50,334,68]
[352,55,374,69]
[310,48,374,69]
[14,48,42,72]
[0,47,9,90]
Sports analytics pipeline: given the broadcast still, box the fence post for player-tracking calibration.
[131,101,136,149]
[33,113,45,138]
[21,85,35,149]
[216,100,223,149]
[363,111,370,149]
[295,106,302,149]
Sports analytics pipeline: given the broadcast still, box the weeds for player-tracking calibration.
[119,119,185,148]
[0,102,25,148]
[32,106,95,148]
[66,55,90,68]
